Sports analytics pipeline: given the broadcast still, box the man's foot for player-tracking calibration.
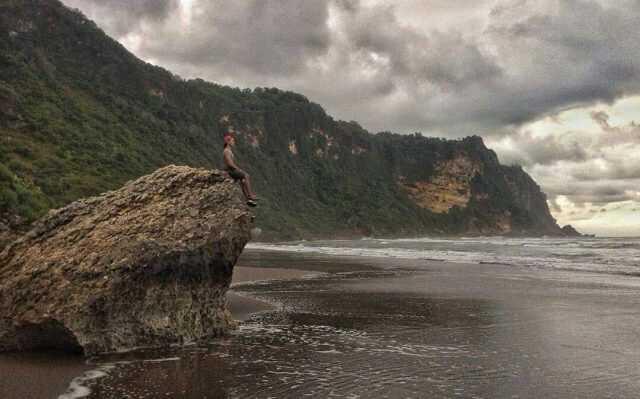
[247,199,257,207]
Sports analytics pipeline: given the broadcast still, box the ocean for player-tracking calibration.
[248,236,640,276]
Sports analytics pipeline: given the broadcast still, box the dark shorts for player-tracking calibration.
[227,168,246,181]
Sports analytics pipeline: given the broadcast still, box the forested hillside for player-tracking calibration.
[0,0,567,245]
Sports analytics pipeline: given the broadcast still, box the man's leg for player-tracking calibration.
[240,180,250,199]
[242,176,256,200]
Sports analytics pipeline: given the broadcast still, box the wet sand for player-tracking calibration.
[226,250,380,321]
[3,249,640,398]
[88,250,640,398]
[0,351,90,399]
[228,266,313,321]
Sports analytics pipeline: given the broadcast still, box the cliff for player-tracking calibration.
[0,0,569,241]
[0,165,252,355]
[379,134,564,236]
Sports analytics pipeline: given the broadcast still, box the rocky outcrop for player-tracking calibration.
[0,165,252,355]
[399,155,481,214]
[561,224,583,237]
[502,165,564,235]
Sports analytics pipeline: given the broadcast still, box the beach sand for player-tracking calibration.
[228,265,313,321]
[2,249,640,398]
[0,351,91,399]
[226,249,380,321]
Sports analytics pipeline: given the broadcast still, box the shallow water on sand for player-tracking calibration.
[65,257,640,399]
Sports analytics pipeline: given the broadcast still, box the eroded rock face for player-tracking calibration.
[0,165,252,355]
[399,155,482,214]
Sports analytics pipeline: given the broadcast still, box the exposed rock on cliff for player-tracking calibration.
[399,155,481,214]
[561,224,583,237]
[0,165,252,355]
[391,136,563,236]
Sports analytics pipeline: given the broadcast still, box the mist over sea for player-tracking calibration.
[249,236,640,276]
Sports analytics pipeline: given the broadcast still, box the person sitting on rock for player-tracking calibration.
[223,132,258,207]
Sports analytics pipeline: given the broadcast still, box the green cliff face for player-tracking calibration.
[0,0,564,242]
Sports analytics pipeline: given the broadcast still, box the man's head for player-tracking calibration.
[223,132,235,147]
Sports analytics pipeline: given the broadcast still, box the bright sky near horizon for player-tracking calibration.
[61,0,640,236]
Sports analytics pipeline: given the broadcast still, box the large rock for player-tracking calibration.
[0,165,252,355]
[561,224,583,237]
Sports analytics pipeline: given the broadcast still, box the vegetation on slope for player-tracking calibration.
[0,0,563,241]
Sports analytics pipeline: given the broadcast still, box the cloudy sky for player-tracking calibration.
[61,0,640,236]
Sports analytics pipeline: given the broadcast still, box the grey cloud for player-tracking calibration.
[63,0,179,36]
[549,195,563,213]
[333,0,359,13]
[571,161,640,181]
[60,0,640,136]
[320,0,640,135]
[543,179,639,206]
[478,0,640,131]
[347,21,502,90]
[137,0,333,77]
[492,112,640,208]
[590,111,610,129]
[588,110,640,148]
[494,131,589,167]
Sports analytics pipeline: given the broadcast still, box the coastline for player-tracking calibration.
[225,249,640,397]
[3,246,640,398]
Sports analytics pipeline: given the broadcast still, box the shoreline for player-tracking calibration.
[252,230,594,243]
[3,247,639,398]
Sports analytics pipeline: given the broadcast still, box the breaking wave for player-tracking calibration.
[247,236,640,276]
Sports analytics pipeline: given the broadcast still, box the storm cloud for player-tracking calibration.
[60,0,640,135]
[62,0,180,37]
